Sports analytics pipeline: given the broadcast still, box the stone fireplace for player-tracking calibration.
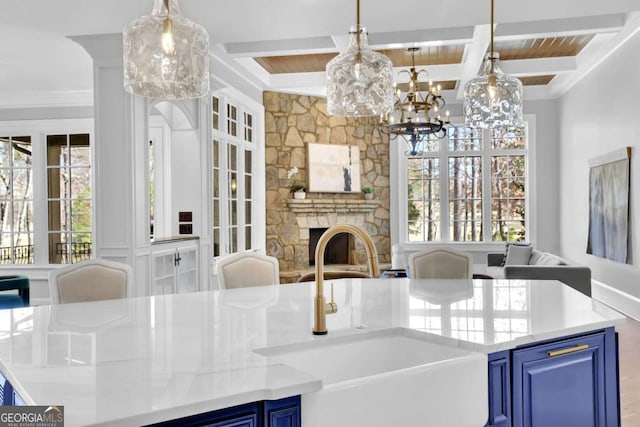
[263,91,391,277]
[281,198,382,271]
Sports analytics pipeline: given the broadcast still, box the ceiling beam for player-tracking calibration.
[223,36,336,58]
[456,25,491,100]
[368,26,474,49]
[494,13,626,40]
[501,56,577,76]
[548,11,640,97]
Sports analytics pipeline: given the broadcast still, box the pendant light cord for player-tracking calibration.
[356,0,361,51]
[490,0,494,53]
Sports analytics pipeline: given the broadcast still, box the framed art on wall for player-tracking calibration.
[307,143,361,193]
[587,147,632,264]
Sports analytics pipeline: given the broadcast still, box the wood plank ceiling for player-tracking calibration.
[253,34,594,90]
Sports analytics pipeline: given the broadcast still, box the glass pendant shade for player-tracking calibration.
[326,26,394,117]
[464,52,523,128]
[123,0,210,99]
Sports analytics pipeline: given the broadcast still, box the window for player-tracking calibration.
[46,134,92,264]
[406,124,528,243]
[0,136,34,264]
[212,95,257,257]
[0,121,92,266]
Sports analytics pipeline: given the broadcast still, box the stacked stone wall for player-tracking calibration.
[264,91,391,272]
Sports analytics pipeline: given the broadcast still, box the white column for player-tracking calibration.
[70,33,151,296]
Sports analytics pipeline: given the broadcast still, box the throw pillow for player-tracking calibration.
[505,244,533,265]
[501,243,530,266]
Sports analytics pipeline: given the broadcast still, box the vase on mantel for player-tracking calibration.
[293,191,306,200]
[363,192,374,200]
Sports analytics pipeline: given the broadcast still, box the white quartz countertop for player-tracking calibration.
[0,279,624,426]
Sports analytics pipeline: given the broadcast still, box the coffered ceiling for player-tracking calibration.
[0,0,639,108]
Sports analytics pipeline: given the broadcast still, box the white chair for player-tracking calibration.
[49,259,133,304]
[408,247,473,279]
[217,252,280,289]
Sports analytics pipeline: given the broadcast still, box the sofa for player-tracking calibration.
[486,247,592,297]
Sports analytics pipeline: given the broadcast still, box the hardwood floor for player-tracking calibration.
[616,316,640,426]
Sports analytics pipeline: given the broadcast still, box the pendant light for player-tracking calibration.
[463,0,523,128]
[123,0,210,99]
[326,0,394,117]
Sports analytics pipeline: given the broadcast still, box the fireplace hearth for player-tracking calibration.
[309,228,351,266]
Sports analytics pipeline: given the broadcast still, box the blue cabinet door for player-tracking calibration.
[486,350,510,427]
[263,396,300,427]
[145,402,260,427]
[146,396,301,427]
[512,329,619,427]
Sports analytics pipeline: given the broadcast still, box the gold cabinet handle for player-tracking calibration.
[547,344,589,357]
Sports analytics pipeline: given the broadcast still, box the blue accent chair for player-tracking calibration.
[0,275,30,309]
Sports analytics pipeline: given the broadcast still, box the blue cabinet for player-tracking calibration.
[146,396,300,427]
[486,328,619,427]
[512,328,619,427]
[264,396,300,427]
[0,369,23,406]
[487,350,511,427]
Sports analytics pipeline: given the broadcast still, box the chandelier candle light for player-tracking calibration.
[463,0,523,128]
[326,0,394,117]
[123,0,210,99]
[380,47,450,156]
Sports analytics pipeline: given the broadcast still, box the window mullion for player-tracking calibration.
[482,128,492,243]
[440,136,449,241]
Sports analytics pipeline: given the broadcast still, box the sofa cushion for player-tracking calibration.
[505,245,533,265]
[528,249,544,265]
[534,252,567,266]
[501,243,531,266]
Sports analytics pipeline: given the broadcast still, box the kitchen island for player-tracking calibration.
[0,278,624,426]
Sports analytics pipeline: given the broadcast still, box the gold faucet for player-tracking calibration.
[313,224,380,335]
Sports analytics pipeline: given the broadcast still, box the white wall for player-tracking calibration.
[559,28,640,315]
[525,100,561,254]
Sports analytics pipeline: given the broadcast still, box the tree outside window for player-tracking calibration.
[406,125,527,243]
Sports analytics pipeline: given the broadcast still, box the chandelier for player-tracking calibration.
[463,0,523,128]
[123,0,210,99]
[380,47,450,156]
[326,0,394,117]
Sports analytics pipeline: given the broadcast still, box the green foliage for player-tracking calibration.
[362,186,373,194]
[290,183,306,193]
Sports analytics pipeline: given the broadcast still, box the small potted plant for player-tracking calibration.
[362,186,374,200]
[290,183,307,199]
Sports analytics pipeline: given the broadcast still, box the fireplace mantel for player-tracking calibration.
[287,199,379,214]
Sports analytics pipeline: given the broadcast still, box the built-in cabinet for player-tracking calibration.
[151,239,199,295]
[146,395,300,427]
[486,327,619,427]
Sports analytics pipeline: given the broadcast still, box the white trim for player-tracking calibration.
[592,279,640,322]
[0,118,94,266]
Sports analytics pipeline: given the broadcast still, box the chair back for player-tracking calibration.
[217,252,280,289]
[49,259,133,304]
[408,247,473,279]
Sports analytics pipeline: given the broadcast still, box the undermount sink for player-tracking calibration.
[255,328,487,427]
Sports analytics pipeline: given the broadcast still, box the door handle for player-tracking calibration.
[547,344,589,357]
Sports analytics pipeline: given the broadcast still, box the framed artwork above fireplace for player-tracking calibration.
[307,143,361,193]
